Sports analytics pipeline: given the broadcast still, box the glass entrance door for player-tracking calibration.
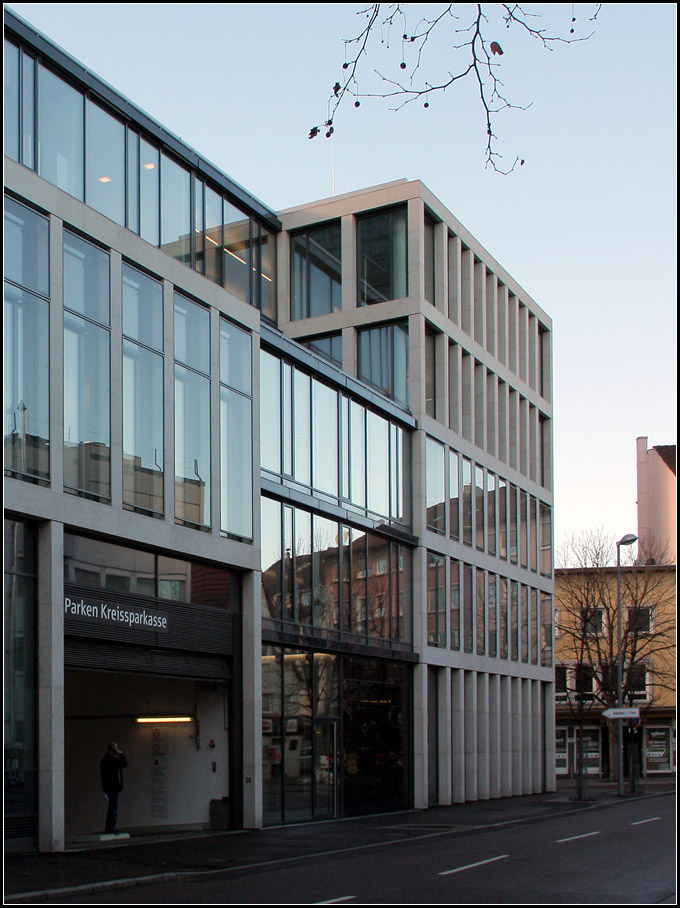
[313,719,337,819]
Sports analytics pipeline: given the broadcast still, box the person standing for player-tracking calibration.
[100,741,128,834]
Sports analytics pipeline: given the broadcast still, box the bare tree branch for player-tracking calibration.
[310,3,602,174]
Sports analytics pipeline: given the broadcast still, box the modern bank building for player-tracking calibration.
[4,8,556,852]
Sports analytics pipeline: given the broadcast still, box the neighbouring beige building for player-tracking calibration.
[637,437,676,565]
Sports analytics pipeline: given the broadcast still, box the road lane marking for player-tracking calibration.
[556,831,601,843]
[631,817,661,825]
[316,898,356,904]
[439,854,509,875]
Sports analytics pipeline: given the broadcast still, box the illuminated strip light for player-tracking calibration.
[225,248,246,265]
[135,716,193,724]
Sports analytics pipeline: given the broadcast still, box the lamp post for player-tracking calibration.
[616,533,638,796]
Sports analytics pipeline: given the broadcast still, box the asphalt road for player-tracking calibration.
[50,794,675,904]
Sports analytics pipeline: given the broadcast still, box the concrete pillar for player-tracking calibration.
[451,668,466,802]
[489,673,501,798]
[532,680,542,793]
[413,661,428,809]
[522,678,532,793]
[464,671,478,801]
[477,672,490,799]
[37,520,65,852]
[438,667,452,805]
[500,675,512,796]
[512,676,522,795]
[241,570,262,828]
[544,680,557,792]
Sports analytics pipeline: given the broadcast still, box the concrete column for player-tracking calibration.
[37,520,65,852]
[451,668,466,802]
[489,674,501,798]
[438,667,452,805]
[477,672,490,799]
[543,680,557,792]
[500,675,512,796]
[413,661,428,809]
[241,570,262,828]
[522,678,532,793]
[464,671,478,801]
[532,680,542,793]
[511,676,522,795]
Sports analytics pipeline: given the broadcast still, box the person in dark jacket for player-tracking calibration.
[100,742,128,834]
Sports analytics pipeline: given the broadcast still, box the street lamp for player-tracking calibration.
[616,533,638,797]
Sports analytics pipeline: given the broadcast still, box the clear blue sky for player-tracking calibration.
[8,3,677,549]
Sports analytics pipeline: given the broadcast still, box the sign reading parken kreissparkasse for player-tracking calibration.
[64,594,169,632]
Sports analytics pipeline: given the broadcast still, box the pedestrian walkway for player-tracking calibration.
[4,778,675,903]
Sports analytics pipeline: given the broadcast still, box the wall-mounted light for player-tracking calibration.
[135,716,194,724]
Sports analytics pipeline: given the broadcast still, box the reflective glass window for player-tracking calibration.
[498,477,508,559]
[449,559,460,650]
[366,410,389,517]
[257,223,277,321]
[427,551,446,647]
[499,577,509,659]
[4,40,20,161]
[220,387,252,538]
[4,283,50,480]
[291,221,341,320]
[161,153,191,264]
[540,592,553,666]
[487,472,497,555]
[260,352,281,474]
[126,130,140,233]
[63,311,111,499]
[140,139,160,246]
[463,563,473,653]
[348,400,366,508]
[488,574,497,658]
[4,197,49,298]
[123,339,164,515]
[174,293,210,374]
[313,514,340,629]
[510,581,519,661]
[21,52,35,170]
[224,201,251,303]
[448,450,459,540]
[122,265,163,351]
[220,319,251,396]
[357,320,409,408]
[85,100,125,225]
[174,364,211,527]
[63,232,110,325]
[38,65,84,199]
[476,568,486,655]
[462,458,472,546]
[312,379,338,496]
[475,465,485,551]
[302,333,342,367]
[261,499,283,621]
[357,206,408,304]
[293,369,311,486]
[426,437,445,533]
[425,329,436,418]
[540,502,552,576]
[205,186,223,285]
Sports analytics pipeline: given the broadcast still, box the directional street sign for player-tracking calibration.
[602,707,640,720]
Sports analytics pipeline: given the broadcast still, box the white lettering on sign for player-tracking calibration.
[64,595,168,632]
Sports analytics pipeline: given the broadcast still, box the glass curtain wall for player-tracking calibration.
[220,318,253,539]
[357,321,409,408]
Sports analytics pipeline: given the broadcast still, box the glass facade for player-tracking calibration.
[4,43,276,313]
[220,319,253,539]
[261,350,408,526]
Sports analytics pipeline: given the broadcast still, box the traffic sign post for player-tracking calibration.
[602,707,640,720]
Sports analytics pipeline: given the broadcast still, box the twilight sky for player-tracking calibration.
[8,3,677,549]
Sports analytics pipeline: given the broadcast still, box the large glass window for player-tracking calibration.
[85,100,125,225]
[140,139,160,246]
[4,199,50,482]
[462,458,473,546]
[302,333,342,367]
[161,154,191,264]
[427,551,446,646]
[220,319,253,539]
[426,437,445,534]
[63,232,111,499]
[449,559,460,650]
[4,40,20,162]
[122,265,164,515]
[224,201,251,303]
[38,65,84,200]
[357,206,408,304]
[357,320,409,408]
[312,379,338,497]
[174,294,211,527]
[291,221,341,320]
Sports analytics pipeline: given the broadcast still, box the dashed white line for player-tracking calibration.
[315,898,356,904]
[439,854,509,876]
[556,831,601,843]
[631,817,661,826]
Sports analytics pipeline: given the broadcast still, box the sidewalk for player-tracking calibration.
[4,778,675,902]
